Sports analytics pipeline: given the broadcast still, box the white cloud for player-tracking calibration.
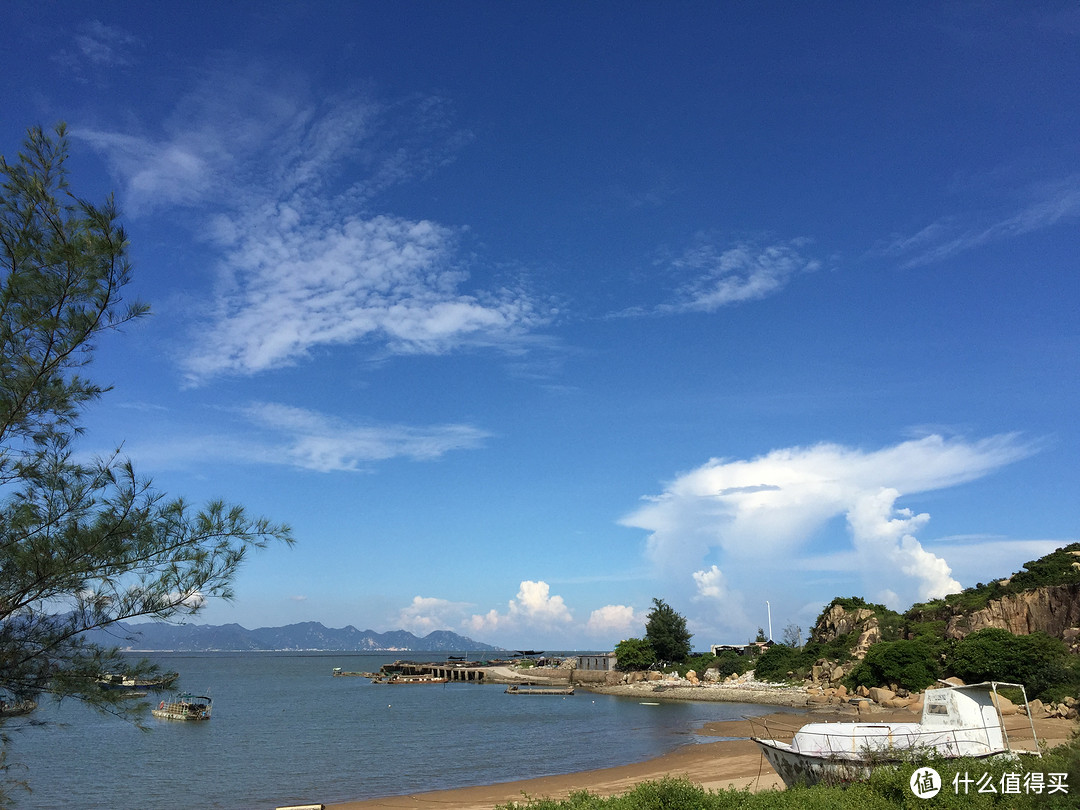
[875,175,1080,267]
[240,402,489,472]
[398,596,472,635]
[467,580,573,635]
[662,238,820,312]
[585,604,642,637]
[163,590,206,611]
[111,402,489,473]
[622,434,1034,619]
[846,487,960,605]
[76,66,547,383]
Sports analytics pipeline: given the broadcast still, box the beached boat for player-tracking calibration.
[752,681,1040,787]
[151,692,213,721]
[505,685,574,695]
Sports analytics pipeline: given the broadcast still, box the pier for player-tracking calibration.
[381,660,488,682]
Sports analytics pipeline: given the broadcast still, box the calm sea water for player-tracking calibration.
[6,652,774,809]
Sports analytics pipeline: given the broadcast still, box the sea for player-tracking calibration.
[6,652,777,809]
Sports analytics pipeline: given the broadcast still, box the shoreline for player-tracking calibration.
[322,684,1079,810]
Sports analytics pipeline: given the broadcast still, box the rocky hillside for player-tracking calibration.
[806,544,1080,660]
[906,543,1080,652]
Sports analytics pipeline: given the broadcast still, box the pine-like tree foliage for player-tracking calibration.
[644,598,692,664]
[0,125,293,727]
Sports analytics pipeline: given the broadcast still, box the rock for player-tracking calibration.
[811,665,823,683]
[991,694,1018,716]
[835,684,848,697]
[869,687,895,705]
[814,604,881,659]
[704,668,720,683]
[646,671,662,682]
[943,677,965,687]
[856,685,870,698]
[1026,698,1044,717]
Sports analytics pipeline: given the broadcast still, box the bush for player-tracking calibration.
[948,628,1075,700]
[753,644,813,682]
[846,639,940,692]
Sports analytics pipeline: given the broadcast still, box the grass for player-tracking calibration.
[496,734,1080,810]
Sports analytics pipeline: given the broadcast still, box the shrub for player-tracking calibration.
[948,628,1073,700]
[846,639,940,692]
[754,643,813,682]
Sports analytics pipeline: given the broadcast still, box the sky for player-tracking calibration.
[2,2,1078,651]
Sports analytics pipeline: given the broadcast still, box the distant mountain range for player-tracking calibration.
[85,621,499,652]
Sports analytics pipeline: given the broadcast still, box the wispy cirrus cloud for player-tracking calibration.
[240,402,490,472]
[111,401,489,474]
[615,236,821,318]
[53,20,142,77]
[664,238,821,312]
[76,64,548,383]
[874,175,1080,268]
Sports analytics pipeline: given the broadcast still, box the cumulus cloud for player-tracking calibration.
[76,65,548,383]
[622,434,1034,615]
[585,604,642,637]
[467,580,573,634]
[398,596,473,635]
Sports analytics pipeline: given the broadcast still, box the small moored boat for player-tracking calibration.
[752,681,1040,787]
[152,692,213,721]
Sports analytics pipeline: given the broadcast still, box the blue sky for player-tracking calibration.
[4,2,1078,650]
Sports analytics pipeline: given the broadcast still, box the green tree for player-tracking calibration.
[644,598,692,663]
[613,637,655,671]
[0,125,292,733]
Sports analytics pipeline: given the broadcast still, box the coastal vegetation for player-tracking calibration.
[615,598,693,671]
[498,735,1080,809]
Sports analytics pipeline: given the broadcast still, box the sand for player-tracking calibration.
[321,704,1078,810]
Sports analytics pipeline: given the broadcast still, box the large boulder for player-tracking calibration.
[868,687,895,705]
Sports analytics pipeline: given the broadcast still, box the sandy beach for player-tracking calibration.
[325,697,1078,810]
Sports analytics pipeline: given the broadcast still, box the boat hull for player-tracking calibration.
[754,738,885,786]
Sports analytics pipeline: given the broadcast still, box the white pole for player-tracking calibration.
[766,601,773,641]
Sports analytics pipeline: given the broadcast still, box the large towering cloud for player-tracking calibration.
[622,434,1033,621]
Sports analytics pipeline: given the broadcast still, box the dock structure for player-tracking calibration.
[381,660,488,683]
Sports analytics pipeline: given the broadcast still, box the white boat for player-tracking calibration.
[752,681,1040,787]
[151,692,212,721]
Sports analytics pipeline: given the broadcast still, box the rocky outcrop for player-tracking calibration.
[813,603,882,659]
[940,583,1080,651]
